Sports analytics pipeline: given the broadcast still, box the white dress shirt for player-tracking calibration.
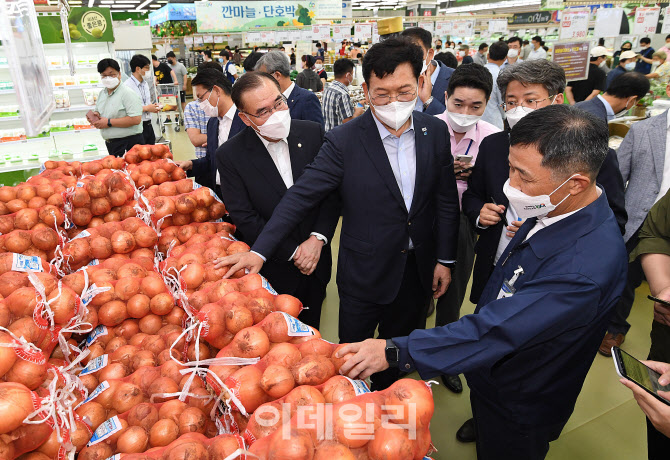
[124,75,151,121]
[524,187,602,240]
[216,104,238,185]
[656,114,670,203]
[283,82,296,100]
[527,47,548,61]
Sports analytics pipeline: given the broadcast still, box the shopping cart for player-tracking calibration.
[155,83,185,133]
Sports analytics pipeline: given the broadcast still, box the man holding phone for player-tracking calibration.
[432,63,501,394]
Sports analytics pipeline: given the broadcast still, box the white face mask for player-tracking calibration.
[101,76,119,89]
[421,60,428,75]
[505,106,533,129]
[615,97,635,118]
[144,70,152,80]
[599,60,607,68]
[502,174,578,220]
[315,63,323,70]
[508,48,519,59]
[371,97,417,131]
[248,108,291,140]
[458,51,466,57]
[199,91,219,118]
[447,110,481,133]
[652,61,661,71]
[624,62,636,71]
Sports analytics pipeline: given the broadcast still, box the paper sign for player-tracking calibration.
[246,32,261,43]
[275,31,290,42]
[372,22,379,43]
[452,20,475,37]
[300,28,313,41]
[194,36,204,45]
[560,9,589,40]
[663,7,670,34]
[202,34,213,42]
[333,24,352,41]
[419,21,435,33]
[184,36,194,45]
[354,23,372,40]
[260,31,275,44]
[312,25,331,41]
[489,19,508,34]
[435,21,451,33]
[594,7,624,38]
[553,41,590,82]
[634,7,660,35]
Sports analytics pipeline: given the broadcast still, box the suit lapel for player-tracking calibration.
[359,111,407,212]
[287,125,309,181]
[409,116,428,218]
[244,129,287,196]
[651,111,668,186]
[287,85,299,111]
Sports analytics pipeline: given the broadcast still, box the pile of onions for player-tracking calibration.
[126,158,187,190]
[0,227,61,262]
[61,217,158,271]
[0,204,65,234]
[156,222,235,256]
[106,433,245,460]
[123,144,173,165]
[144,188,226,230]
[0,181,73,217]
[66,171,136,228]
[41,155,126,177]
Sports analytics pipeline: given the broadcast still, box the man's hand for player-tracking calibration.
[653,287,670,326]
[505,219,524,238]
[92,117,109,130]
[432,263,451,299]
[336,339,388,380]
[418,65,435,104]
[213,252,264,278]
[479,203,505,227]
[621,360,670,437]
[293,235,324,275]
[176,160,193,171]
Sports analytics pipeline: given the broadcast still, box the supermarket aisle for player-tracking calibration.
[167,124,652,460]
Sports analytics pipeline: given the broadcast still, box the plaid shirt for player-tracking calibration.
[184,101,208,158]
[322,80,355,132]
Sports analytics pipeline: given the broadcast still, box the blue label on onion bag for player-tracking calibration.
[260,275,277,295]
[88,415,123,446]
[345,377,371,396]
[85,325,108,346]
[80,354,108,376]
[12,254,42,272]
[76,380,109,409]
[280,312,313,336]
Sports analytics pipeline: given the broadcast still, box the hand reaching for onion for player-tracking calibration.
[214,251,264,278]
[293,235,324,275]
[176,160,192,171]
[336,339,389,380]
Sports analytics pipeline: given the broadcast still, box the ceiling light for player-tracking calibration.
[134,0,153,11]
[87,0,93,6]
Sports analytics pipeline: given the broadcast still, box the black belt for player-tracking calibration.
[143,120,152,124]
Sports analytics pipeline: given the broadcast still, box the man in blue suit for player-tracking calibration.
[337,105,628,460]
[577,71,649,122]
[255,51,324,127]
[401,27,454,115]
[216,38,461,391]
[175,69,245,199]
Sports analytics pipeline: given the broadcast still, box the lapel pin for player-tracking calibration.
[422,127,427,135]
[298,143,302,148]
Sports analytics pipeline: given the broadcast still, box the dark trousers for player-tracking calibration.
[105,133,145,157]
[294,276,327,330]
[471,394,564,460]
[142,120,156,145]
[338,252,430,391]
[607,232,644,336]
[436,212,476,327]
[647,320,670,459]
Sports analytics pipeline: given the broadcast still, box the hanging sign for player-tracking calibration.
[38,7,114,44]
[663,7,670,34]
[508,11,555,25]
[312,24,331,41]
[435,21,451,34]
[634,7,660,35]
[246,32,261,42]
[559,8,589,40]
[214,35,224,43]
[553,40,590,82]
[184,36,194,45]
[194,36,204,45]
[419,21,435,33]
[594,7,623,38]
[354,23,372,40]
[300,28,312,41]
[260,30,276,43]
[541,0,564,11]
[333,24,352,40]
[275,30,290,42]
[452,20,475,37]
[489,19,508,34]
[202,34,213,42]
[372,22,379,43]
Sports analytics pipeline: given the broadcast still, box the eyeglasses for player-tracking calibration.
[196,89,212,104]
[369,89,418,106]
[243,95,288,120]
[500,95,556,112]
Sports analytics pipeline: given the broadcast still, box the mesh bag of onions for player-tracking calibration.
[142,187,227,230]
[123,144,173,164]
[156,222,236,257]
[127,159,187,191]
[109,432,246,460]
[0,181,73,217]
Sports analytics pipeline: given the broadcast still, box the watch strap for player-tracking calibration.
[385,339,399,368]
[107,118,112,127]
[423,96,434,111]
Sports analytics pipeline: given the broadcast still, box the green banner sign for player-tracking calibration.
[38,7,115,44]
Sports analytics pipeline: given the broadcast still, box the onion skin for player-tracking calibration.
[150,418,180,448]
[0,382,34,434]
[291,355,337,386]
[260,365,295,399]
[117,426,149,454]
[178,407,207,436]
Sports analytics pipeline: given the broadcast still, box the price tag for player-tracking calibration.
[488,19,508,34]
[560,9,590,40]
[634,7,660,35]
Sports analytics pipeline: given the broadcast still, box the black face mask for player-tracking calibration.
[436,45,442,50]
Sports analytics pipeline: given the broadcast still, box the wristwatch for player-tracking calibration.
[107,118,112,128]
[423,96,434,111]
[385,339,399,368]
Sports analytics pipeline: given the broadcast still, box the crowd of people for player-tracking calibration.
[88,28,670,458]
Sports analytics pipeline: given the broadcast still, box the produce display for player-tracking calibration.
[0,147,436,460]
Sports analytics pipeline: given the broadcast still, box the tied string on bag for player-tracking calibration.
[49,210,69,278]
[28,272,56,330]
[0,325,47,365]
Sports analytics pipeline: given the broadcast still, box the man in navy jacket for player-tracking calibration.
[216,38,460,391]
[176,69,245,198]
[255,51,324,127]
[337,105,628,460]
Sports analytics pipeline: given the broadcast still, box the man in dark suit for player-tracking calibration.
[401,27,454,115]
[175,69,245,198]
[216,38,461,391]
[457,59,627,443]
[217,72,338,329]
[577,71,649,122]
[255,51,324,127]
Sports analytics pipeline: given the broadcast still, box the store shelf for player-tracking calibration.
[54,105,92,113]
[50,128,98,137]
[0,137,49,147]
[0,89,15,95]
[0,116,19,121]
[0,152,107,174]
[52,84,99,90]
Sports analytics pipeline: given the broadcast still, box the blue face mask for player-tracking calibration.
[218,58,224,63]
[624,62,635,71]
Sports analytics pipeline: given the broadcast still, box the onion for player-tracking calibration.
[91,268,116,285]
[111,231,136,254]
[6,199,27,213]
[115,319,141,339]
[38,205,64,227]
[150,293,174,316]
[148,377,179,402]
[129,332,149,347]
[262,343,303,368]
[175,179,193,194]
[111,344,140,368]
[16,185,36,202]
[245,401,283,446]
[30,227,58,252]
[181,263,205,290]
[141,335,166,355]
[152,169,169,185]
[150,418,180,447]
[191,208,209,223]
[90,236,113,259]
[175,195,197,214]
[90,197,112,216]
[115,277,141,301]
[139,314,162,334]
[128,402,159,431]
[157,181,177,197]
[117,425,149,453]
[127,294,151,318]
[152,197,176,220]
[76,401,106,431]
[0,437,13,459]
[135,226,158,248]
[259,311,291,343]
[0,382,34,434]
[72,207,93,227]
[159,399,187,423]
[208,434,243,458]
[225,366,268,413]
[128,366,161,394]
[366,425,414,460]
[209,202,226,220]
[299,339,333,358]
[260,364,295,399]
[333,400,382,449]
[314,441,356,460]
[274,295,303,318]
[322,376,358,404]
[27,196,47,210]
[5,230,32,253]
[114,382,144,413]
[268,428,315,460]
[117,263,147,279]
[15,208,39,230]
[99,300,128,326]
[178,407,207,435]
[384,379,434,428]
[291,356,336,386]
[76,443,113,460]
[141,276,167,298]
[5,357,47,389]
[231,326,270,359]
[0,186,16,202]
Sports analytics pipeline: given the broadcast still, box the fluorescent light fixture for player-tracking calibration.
[87,0,94,6]
[134,0,153,11]
[442,0,539,12]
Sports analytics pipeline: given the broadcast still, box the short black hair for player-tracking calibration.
[488,41,509,61]
[225,46,231,50]
[219,50,231,60]
[191,68,233,95]
[479,42,489,51]
[151,54,158,61]
[362,38,423,85]
[666,34,670,40]
[198,61,223,72]
[231,72,281,112]
[640,37,651,45]
[243,52,263,72]
[434,52,458,69]
[447,63,493,101]
[532,36,543,44]
[316,42,322,48]
[303,55,316,68]
[203,50,212,58]
[166,51,176,59]
[334,58,355,78]
[97,58,120,73]
[606,71,650,99]
[507,36,522,46]
[129,54,150,73]
[523,40,529,45]
[511,105,608,180]
[400,27,432,50]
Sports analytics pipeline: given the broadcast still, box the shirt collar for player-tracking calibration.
[372,111,414,140]
[283,82,295,99]
[130,75,145,86]
[597,95,615,119]
[256,132,287,150]
[430,62,440,86]
[332,80,348,91]
[219,103,237,122]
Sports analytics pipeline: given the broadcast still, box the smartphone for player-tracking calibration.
[648,295,670,307]
[455,155,473,164]
[612,346,670,405]
[86,110,100,124]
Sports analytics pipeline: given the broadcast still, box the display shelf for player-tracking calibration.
[54,105,92,113]
[0,116,19,121]
[52,84,99,90]
[50,128,98,137]
[0,152,107,174]
[0,89,14,95]
[0,137,49,147]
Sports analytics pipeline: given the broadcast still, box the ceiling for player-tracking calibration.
[351,0,408,10]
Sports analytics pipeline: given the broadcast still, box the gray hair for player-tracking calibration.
[497,59,566,98]
[254,51,290,77]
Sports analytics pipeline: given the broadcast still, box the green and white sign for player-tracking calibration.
[38,7,114,44]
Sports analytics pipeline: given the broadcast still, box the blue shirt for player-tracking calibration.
[414,63,441,112]
[635,46,654,74]
[184,101,208,159]
[482,63,504,130]
[597,94,616,121]
[124,75,151,121]
[606,65,627,89]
